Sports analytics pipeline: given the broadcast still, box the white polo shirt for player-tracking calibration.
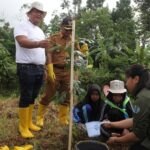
[14,19,46,65]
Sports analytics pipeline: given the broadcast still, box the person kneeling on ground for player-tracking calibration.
[73,84,106,129]
[103,80,133,136]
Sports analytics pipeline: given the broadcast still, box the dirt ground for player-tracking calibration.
[0,98,130,150]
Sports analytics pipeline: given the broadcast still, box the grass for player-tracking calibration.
[0,97,129,150]
[0,97,68,149]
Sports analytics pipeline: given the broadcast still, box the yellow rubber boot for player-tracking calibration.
[14,145,33,150]
[18,107,34,138]
[22,145,33,150]
[36,103,47,127]
[0,145,9,150]
[58,105,69,125]
[13,147,24,150]
[28,105,41,131]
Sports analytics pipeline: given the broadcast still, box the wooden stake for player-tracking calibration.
[68,19,75,150]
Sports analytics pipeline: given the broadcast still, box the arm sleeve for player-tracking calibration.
[132,94,150,140]
[14,24,28,38]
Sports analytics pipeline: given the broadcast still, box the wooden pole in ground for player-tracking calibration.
[68,18,75,150]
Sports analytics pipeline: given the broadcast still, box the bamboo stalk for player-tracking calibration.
[68,19,75,150]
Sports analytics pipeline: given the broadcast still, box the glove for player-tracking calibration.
[47,64,56,82]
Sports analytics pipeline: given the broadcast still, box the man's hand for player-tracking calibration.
[38,39,50,48]
[47,64,55,82]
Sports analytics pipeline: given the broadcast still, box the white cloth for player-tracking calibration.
[14,19,46,65]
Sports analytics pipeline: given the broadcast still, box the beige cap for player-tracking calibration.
[27,1,47,14]
[109,80,127,94]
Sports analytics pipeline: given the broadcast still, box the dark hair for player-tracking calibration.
[107,92,126,104]
[61,17,72,26]
[84,84,101,103]
[125,64,150,96]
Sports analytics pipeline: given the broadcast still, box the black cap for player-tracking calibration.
[61,17,72,30]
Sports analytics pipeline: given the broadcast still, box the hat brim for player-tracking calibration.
[109,89,127,94]
[27,8,47,15]
[64,27,72,30]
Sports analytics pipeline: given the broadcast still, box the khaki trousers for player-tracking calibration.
[40,67,70,106]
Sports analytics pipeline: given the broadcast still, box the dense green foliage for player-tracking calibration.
[0,0,150,96]
[0,22,17,95]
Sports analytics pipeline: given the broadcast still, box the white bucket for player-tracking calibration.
[85,121,101,137]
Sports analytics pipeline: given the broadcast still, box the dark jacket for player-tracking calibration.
[103,92,133,133]
[132,87,150,149]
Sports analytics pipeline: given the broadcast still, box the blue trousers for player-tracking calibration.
[73,104,93,123]
[82,104,93,122]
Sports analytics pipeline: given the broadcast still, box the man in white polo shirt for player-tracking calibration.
[14,1,49,138]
